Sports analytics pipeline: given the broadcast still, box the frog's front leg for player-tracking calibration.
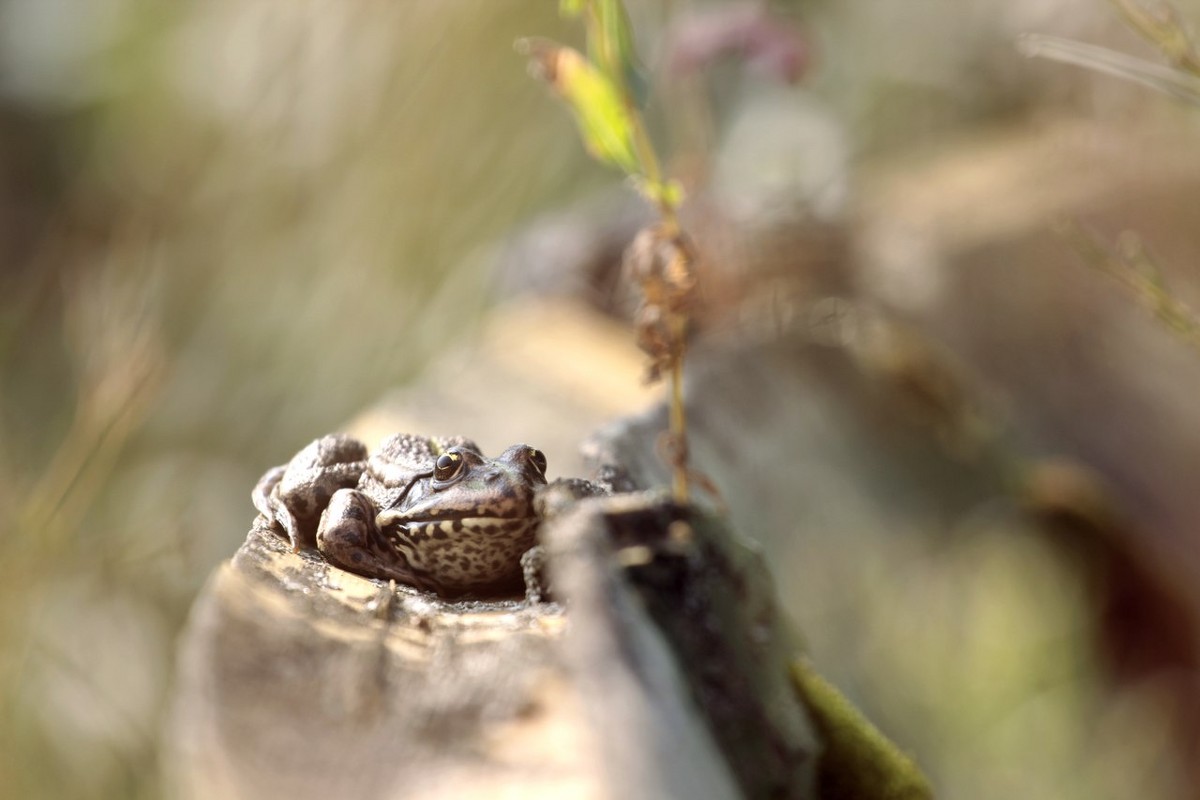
[255,434,369,552]
[520,545,549,605]
[316,489,436,591]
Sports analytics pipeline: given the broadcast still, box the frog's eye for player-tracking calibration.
[434,452,464,482]
[527,448,547,477]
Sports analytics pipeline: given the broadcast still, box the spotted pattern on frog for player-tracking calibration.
[253,432,551,597]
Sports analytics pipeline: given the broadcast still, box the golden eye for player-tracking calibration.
[528,448,547,476]
[434,452,462,481]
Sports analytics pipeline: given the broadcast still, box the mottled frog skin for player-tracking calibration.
[253,432,560,597]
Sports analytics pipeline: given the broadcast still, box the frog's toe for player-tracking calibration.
[284,521,303,553]
[266,497,311,552]
[251,465,286,519]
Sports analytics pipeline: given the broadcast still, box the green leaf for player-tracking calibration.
[521,41,641,175]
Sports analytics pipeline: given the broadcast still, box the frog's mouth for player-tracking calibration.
[375,509,534,529]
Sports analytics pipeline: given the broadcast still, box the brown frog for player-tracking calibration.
[252,432,572,598]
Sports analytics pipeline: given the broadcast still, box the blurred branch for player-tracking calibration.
[1018,33,1200,104]
[1059,221,1200,352]
[1019,0,1200,103]
[1023,3,1200,356]
[1108,0,1200,75]
[5,233,166,592]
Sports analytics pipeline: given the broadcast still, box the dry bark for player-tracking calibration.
[167,488,824,799]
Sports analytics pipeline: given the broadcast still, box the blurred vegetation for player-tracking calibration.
[0,1,1197,798]
[0,2,595,797]
[1023,0,1200,352]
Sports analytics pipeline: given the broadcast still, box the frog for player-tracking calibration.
[252,432,598,598]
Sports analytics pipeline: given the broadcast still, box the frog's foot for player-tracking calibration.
[267,498,308,553]
[279,509,305,553]
[251,465,285,519]
[520,546,549,605]
[251,465,307,551]
[317,488,434,591]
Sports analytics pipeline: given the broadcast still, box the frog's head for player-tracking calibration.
[372,443,549,593]
[374,443,547,546]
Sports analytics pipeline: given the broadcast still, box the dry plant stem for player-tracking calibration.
[631,117,680,234]
[624,69,691,503]
[1062,221,1200,351]
[38,364,161,540]
[545,1,694,503]
[639,216,692,506]
[1109,0,1200,75]
[668,337,689,502]
[6,240,165,585]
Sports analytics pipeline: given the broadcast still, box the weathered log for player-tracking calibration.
[168,471,929,799]
[166,497,797,799]
[170,512,610,799]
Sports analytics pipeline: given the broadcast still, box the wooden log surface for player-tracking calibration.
[168,518,594,799]
[166,495,812,799]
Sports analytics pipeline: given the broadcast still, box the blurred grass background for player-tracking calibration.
[0,3,593,796]
[0,0,1197,798]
